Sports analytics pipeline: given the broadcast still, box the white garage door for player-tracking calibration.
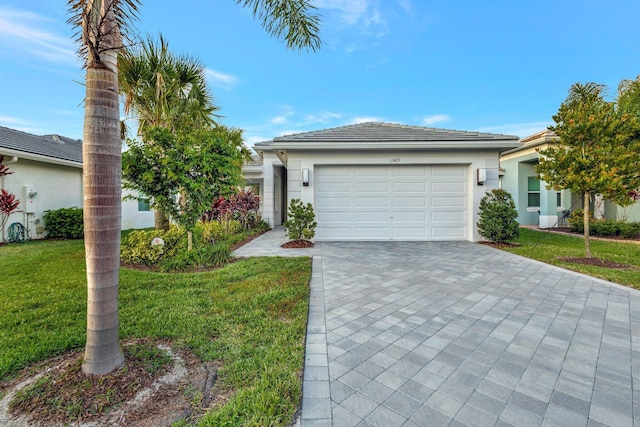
[315,165,468,240]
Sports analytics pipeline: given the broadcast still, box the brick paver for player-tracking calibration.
[236,229,640,426]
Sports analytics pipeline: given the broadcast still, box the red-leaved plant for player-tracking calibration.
[1,189,20,241]
[203,189,261,229]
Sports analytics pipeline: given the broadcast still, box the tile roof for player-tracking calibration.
[0,126,82,164]
[272,122,519,143]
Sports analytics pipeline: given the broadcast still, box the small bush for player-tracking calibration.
[567,210,640,238]
[120,226,186,265]
[198,219,242,243]
[43,207,83,239]
[477,189,519,243]
[283,199,317,241]
[159,242,231,272]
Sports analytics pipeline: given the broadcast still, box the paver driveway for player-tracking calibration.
[236,232,640,426]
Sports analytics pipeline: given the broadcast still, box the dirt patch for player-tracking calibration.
[558,257,635,269]
[281,240,315,249]
[1,340,223,427]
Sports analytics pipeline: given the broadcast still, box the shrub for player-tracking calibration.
[477,189,519,243]
[0,189,20,241]
[198,219,242,243]
[120,226,186,265]
[283,199,317,241]
[43,207,84,239]
[159,242,231,272]
[203,190,261,230]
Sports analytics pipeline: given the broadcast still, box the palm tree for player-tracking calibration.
[119,34,218,230]
[68,0,320,376]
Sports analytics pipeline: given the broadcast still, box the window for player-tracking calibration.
[138,193,150,212]
[556,192,562,208]
[527,177,540,208]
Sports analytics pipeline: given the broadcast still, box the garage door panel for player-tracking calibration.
[393,182,427,192]
[432,196,466,208]
[356,167,389,176]
[432,182,465,193]
[432,211,465,222]
[356,182,388,192]
[315,165,467,240]
[432,167,465,177]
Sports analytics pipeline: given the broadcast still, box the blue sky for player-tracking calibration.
[1,1,640,146]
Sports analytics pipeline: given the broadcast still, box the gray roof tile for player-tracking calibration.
[0,126,82,163]
[273,122,518,143]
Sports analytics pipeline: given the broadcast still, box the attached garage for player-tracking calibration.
[252,122,520,242]
[315,165,467,240]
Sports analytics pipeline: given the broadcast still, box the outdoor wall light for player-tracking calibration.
[477,168,487,186]
[302,168,310,186]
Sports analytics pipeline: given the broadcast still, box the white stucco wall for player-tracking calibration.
[1,157,155,241]
[1,158,83,240]
[282,149,503,242]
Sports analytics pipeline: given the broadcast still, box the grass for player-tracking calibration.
[501,228,640,288]
[0,238,312,426]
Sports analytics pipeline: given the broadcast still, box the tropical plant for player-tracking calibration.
[123,125,249,250]
[477,189,520,243]
[0,189,20,242]
[535,80,640,257]
[68,0,320,375]
[283,199,317,241]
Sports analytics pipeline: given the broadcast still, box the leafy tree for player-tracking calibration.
[123,126,249,249]
[477,189,519,243]
[535,81,640,257]
[67,0,320,375]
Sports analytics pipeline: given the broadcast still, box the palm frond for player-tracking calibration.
[236,0,321,52]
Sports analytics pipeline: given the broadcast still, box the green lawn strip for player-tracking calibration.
[1,240,311,426]
[501,228,640,288]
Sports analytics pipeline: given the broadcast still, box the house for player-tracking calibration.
[500,129,640,227]
[243,122,520,241]
[0,126,154,241]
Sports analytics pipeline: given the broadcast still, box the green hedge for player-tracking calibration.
[43,207,83,239]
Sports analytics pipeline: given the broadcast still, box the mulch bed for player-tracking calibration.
[558,257,635,269]
[281,240,315,249]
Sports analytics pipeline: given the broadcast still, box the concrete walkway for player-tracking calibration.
[235,229,640,427]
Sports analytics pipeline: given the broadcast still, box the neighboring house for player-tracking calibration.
[243,122,519,241]
[0,126,153,241]
[500,129,640,228]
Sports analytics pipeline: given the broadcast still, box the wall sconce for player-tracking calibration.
[477,168,487,186]
[302,168,310,187]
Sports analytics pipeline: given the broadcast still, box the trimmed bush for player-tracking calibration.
[283,199,317,241]
[43,207,83,239]
[120,226,186,266]
[477,189,520,243]
[198,219,242,243]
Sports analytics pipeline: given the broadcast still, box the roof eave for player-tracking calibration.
[268,141,520,151]
[0,148,83,168]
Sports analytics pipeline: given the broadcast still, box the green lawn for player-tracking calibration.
[501,228,640,288]
[0,239,311,426]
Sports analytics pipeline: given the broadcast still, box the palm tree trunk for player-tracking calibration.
[583,192,592,258]
[82,0,124,375]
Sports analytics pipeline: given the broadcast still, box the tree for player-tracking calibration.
[477,189,519,243]
[68,0,320,375]
[123,125,250,249]
[119,34,218,230]
[535,81,640,257]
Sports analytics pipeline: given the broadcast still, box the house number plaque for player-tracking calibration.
[390,158,401,163]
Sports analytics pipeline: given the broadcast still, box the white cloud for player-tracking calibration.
[205,69,240,91]
[0,7,77,66]
[0,116,31,126]
[303,111,342,124]
[315,0,370,25]
[270,115,289,125]
[477,121,552,139]
[422,114,452,126]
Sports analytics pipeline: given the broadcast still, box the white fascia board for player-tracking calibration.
[0,148,82,168]
[268,141,520,151]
